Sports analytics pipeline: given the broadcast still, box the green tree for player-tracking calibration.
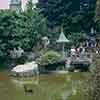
[38,0,96,33]
[95,0,100,21]
[0,10,20,59]
[0,0,48,60]
[95,0,100,31]
[42,0,72,28]
[20,0,48,49]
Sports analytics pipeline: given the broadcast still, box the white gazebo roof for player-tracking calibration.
[57,31,70,43]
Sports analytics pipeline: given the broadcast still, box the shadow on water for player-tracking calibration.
[0,71,89,100]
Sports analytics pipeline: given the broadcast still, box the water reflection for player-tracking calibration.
[0,72,89,100]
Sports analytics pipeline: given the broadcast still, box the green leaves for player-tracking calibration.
[0,0,48,60]
[46,0,73,26]
[36,50,61,65]
[38,0,96,33]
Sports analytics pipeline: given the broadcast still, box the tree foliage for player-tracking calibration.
[36,50,61,65]
[38,0,73,28]
[0,0,47,60]
[38,0,96,33]
[0,10,19,58]
[95,0,100,31]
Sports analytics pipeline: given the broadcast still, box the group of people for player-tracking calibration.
[70,47,85,57]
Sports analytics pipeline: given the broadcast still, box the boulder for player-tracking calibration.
[11,61,39,77]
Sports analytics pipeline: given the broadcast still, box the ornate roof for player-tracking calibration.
[57,28,70,43]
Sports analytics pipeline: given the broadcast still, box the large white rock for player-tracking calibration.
[11,61,38,74]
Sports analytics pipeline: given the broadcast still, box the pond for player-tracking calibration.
[0,71,89,100]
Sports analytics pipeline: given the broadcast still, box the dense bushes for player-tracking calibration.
[36,50,62,65]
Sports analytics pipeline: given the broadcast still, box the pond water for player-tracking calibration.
[0,71,89,100]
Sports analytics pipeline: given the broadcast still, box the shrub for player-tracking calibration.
[36,50,62,65]
[16,55,27,64]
